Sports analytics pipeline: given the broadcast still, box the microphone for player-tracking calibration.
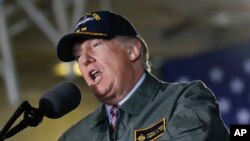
[39,81,82,118]
[0,81,82,140]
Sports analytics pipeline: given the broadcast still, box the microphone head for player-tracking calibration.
[39,81,82,119]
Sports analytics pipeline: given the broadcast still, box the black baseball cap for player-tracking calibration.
[57,11,138,62]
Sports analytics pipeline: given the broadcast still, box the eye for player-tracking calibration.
[93,43,100,48]
[91,39,103,49]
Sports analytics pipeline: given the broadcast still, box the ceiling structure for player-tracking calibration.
[4,0,250,56]
[1,0,250,105]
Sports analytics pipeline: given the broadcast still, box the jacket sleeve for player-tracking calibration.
[165,80,229,141]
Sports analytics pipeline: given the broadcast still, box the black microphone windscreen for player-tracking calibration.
[39,81,82,119]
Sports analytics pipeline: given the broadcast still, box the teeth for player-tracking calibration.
[94,73,101,81]
[90,70,97,75]
[89,69,101,82]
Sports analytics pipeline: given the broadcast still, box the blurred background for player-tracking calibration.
[1,0,250,140]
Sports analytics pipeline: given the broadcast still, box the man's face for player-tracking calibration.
[73,37,141,104]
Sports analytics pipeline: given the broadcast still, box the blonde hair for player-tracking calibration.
[115,36,151,72]
[136,36,151,72]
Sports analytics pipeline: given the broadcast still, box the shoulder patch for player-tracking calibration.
[134,118,166,141]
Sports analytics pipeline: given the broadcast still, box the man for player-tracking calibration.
[57,11,229,141]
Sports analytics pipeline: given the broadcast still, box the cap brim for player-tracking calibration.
[57,33,112,62]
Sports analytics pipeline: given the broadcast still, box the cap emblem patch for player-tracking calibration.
[74,13,101,31]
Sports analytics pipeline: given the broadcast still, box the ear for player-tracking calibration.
[127,40,141,62]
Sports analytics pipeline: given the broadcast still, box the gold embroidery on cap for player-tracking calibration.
[134,118,166,141]
[81,27,87,31]
[75,27,87,33]
[75,32,107,36]
[92,13,101,20]
[84,12,101,20]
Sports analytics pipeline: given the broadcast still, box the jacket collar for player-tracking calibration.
[94,72,161,126]
[120,72,161,116]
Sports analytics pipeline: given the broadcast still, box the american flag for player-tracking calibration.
[160,43,250,127]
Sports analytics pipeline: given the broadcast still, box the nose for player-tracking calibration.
[78,49,95,66]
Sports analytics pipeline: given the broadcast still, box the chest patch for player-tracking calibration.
[134,118,166,141]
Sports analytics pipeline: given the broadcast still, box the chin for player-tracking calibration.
[92,88,108,97]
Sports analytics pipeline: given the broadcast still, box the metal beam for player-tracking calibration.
[52,0,69,34]
[0,4,20,106]
[15,0,61,46]
[71,0,86,27]
[9,18,31,37]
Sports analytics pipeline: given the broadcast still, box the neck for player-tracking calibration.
[106,67,145,105]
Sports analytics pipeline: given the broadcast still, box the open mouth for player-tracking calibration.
[89,69,102,83]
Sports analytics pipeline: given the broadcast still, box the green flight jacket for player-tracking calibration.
[59,73,230,141]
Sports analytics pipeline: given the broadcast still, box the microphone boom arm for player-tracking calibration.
[0,81,81,141]
[0,101,43,141]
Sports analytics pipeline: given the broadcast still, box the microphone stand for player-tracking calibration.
[0,101,43,141]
